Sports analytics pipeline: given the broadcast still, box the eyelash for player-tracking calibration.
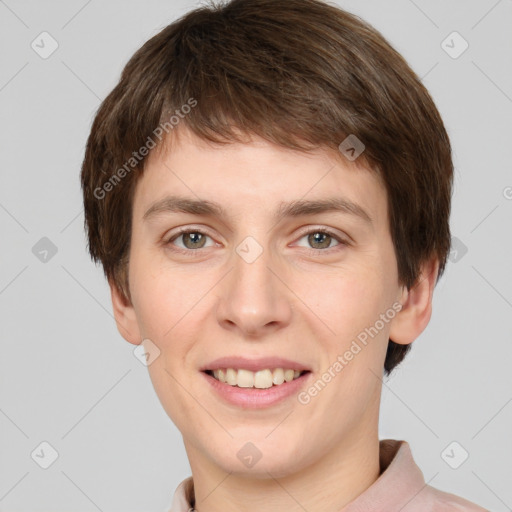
[164,226,349,256]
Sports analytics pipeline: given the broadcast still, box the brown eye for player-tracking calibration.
[293,228,349,254]
[307,231,333,249]
[181,232,207,249]
[167,230,214,251]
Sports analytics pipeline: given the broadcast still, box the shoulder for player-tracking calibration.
[421,484,489,511]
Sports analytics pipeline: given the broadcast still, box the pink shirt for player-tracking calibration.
[168,439,488,511]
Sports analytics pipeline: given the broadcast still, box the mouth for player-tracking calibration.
[203,368,312,389]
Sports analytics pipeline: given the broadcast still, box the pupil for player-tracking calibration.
[185,232,205,248]
[309,232,330,249]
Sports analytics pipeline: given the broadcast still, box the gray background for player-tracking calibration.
[1,0,511,510]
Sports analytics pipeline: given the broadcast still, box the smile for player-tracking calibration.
[201,369,312,409]
[205,368,309,388]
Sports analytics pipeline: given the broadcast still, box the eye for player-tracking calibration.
[166,228,215,251]
[164,227,349,255]
[294,228,348,252]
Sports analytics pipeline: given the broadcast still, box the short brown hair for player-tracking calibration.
[81,0,453,376]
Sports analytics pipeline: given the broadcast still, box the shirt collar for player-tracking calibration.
[169,439,426,512]
[341,439,426,511]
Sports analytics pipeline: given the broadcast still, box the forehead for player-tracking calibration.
[133,127,387,229]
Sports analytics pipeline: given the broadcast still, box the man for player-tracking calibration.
[80,0,488,510]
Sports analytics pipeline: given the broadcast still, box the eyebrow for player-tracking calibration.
[143,195,373,225]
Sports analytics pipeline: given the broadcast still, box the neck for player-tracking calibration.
[184,428,381,512]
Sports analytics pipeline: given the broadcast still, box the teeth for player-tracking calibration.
[273,368,285,385]
[237,369,255,388]
[226,368,238,385]
[210,368,304,388]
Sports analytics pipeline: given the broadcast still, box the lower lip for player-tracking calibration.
[201,371,312,409]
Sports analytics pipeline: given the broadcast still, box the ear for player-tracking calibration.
[388,256,439,346]
[109,278,142,346]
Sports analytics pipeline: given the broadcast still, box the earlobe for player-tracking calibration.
[109,279,142,345]
[388,257,440,346]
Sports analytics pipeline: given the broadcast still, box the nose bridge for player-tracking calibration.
[216,234,291,334]
[232,236,277,310]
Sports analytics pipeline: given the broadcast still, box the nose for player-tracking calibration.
[215,241,293,338]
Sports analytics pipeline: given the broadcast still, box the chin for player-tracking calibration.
[206,440,307,479]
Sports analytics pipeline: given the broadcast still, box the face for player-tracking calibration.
[112,126,422,479]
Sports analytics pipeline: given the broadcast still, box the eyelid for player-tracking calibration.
[291,226,351,254]
[165,225,219,246]
[164,224,351,253]
[170,225,215,237]
[293,225,351,243]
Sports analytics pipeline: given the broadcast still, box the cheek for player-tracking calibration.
[129,252,217,389]
[130,265,202,428]
[144,353,195,435]
[131,277,172,339]
[129,250,197,338]
[305,270,388,421]
[302,267,389,344]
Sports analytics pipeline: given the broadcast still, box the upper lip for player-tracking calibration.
[200,356,312,373]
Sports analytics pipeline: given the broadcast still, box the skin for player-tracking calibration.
[111,125,438,512]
